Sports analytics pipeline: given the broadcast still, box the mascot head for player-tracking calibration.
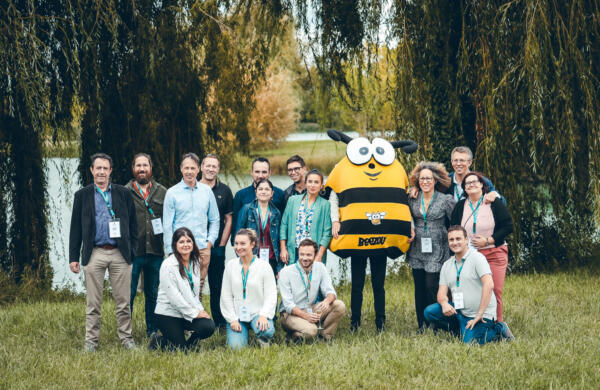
[325,130,417,259]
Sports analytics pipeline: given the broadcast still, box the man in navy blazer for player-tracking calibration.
[69,153,138,352]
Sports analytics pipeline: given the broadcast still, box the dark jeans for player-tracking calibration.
[411,268,440,329]
[155,313,215,351]
[208,248,226,328]
[351,254,387,329]
[424,302,500,345]
[130,254,163,336]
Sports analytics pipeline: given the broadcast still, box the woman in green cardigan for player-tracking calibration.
[280,169,332,265]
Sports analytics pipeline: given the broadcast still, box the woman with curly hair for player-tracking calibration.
[406,161,456,330]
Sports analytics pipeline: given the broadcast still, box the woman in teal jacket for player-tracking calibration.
[280,169,332,265]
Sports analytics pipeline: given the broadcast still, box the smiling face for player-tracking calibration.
[451,151,472,177]
[133,156,152,185]
[298,244,316,270]
[180,157,200,185]
[306,173,322,196]
[448,229,468,255]
[201,157,219,182]
[255,181,273,202]
[234,233,255,258]
[90,158,112,187]
[287,161,306,184]
[176,234,194,258]
[418,168,435,193]
[464,174,483,199]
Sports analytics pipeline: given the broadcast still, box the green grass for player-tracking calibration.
[1,268,599,389]
[251,139,346,175]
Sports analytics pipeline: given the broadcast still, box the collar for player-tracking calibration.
[181,179,198,190]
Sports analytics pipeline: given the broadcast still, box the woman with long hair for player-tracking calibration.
[151,227,215,350]
[450,171,513,321]
[280,169,332,265]
[220,229,277,349]
[406,161,456,330]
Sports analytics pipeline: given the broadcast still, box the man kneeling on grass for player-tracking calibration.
[424,225,514,344]
[278,239,346,342]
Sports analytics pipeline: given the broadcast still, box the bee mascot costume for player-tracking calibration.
[325,130,417,331]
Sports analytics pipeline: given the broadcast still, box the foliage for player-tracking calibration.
[293,0,600,271]
[1,271,600,387]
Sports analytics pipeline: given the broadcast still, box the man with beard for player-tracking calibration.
[125,153,167,338]
[199,153,233,329]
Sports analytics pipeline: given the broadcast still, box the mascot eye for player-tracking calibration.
[347,138,373,165]
[371,138,396,166]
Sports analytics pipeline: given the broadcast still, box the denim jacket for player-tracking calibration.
[234,200,282,272]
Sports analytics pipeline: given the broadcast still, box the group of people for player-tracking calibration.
[68,145,514,352]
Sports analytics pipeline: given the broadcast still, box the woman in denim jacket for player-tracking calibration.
[234,179,282,276]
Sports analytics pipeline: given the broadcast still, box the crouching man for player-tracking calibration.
[424,225,514,344]
[278,239,345,342]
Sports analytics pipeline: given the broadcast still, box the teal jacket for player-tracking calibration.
[280,194,332,264]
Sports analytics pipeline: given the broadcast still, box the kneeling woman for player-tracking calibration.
[220,229,277,349]
[153,227,215,351]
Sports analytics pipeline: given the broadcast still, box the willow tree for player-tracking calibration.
[293,0,600,270]
[0,1,75,286]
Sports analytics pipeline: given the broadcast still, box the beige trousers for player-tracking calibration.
[280,299,346,340]
[83,248,133,346]
[198,247,211,301]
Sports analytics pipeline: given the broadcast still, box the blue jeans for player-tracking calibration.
[130,254,163,336]
[424,302,500,345]
[226,315,275,349]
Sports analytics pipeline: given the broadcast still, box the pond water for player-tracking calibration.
[46,158,405,293]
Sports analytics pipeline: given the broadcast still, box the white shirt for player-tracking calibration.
[154,255,204,322]
[220,257,277,323]
[278,262,336,313]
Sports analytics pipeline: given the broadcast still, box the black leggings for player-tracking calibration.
[155,313,215,350]
[350,254,387,328]
[411,268,440,329]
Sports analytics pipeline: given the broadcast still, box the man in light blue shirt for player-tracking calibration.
[278,239,345,342]
[163,153,220,300]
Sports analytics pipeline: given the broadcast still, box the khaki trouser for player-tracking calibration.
[280,299,346,341]
[83,248,133,346]
[198,247,211,301]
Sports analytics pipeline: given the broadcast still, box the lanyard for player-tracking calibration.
[454,185,463,201]
[295,263,312,300]
[134,182,155,217]
[257,204,270,233]
[240,257,255,300]
[420,191,437,233]
[468,196,483,233]
[183,261,194,292]
[95,185,115,219]
[454,257,465,287]
[301,194,316,234]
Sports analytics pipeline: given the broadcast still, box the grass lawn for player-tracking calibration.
[1,268,599,389]
[251,140,347,175]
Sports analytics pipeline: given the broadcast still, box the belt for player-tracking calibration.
[96,244,117,250]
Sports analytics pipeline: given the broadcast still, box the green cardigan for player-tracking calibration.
[280,194,332,265]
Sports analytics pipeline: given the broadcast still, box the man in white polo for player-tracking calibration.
[278,238,345,342]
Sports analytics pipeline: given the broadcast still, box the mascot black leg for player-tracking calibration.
[369,254,387,331]
[350,256,368,330]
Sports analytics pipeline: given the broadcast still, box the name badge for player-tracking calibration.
[151,218,163,235]
[421,237,433,253]
[239,305,252,322]
[259,247,270,262]
[453,290,465,310]
[109,218,121,238]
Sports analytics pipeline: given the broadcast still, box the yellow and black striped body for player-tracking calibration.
[326,156,411,258]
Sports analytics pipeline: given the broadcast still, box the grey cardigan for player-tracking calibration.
[154,255,204,321]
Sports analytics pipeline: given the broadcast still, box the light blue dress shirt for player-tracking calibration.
[278,262,336,313]
[163,179,220,253]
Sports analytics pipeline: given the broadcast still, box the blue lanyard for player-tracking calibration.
[454,258,465,287]
[454,184,463,201]
[95,185,115,219]
[134,182,155,217]
[240,257,255,300]
[295,263,313,299]
[257,204,270,232]
[420,191,437,233]
[468,197,483,233]
[183,261,194,292]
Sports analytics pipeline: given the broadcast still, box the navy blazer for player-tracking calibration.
[69,183,138,266]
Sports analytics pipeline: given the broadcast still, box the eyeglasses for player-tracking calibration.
[464,180,480,187]
[452,159,470,164]
[419,177,434,183]
[287,166,302,173]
